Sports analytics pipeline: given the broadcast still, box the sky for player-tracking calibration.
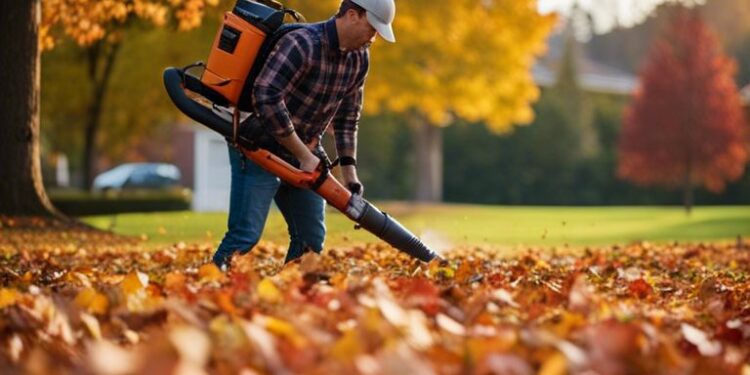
[538,0,706,38]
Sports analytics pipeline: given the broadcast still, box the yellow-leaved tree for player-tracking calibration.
[288,0,556,201]
[0,0,220,217]
[40,0,221,189]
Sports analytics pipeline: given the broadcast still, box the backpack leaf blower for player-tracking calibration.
[163,0,440,262]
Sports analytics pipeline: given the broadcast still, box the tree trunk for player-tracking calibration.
[683,138,694,215]
[0,0,60,217]
[683,169,693,215]
[82,41,121,189]
[411,116,443,202]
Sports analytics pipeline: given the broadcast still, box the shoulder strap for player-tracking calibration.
[237,23,308,112]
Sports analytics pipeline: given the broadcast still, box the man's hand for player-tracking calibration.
[341,165,363,195]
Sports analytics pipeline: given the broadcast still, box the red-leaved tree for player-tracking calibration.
[618,9,749,213]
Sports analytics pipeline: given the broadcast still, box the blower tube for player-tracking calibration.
[346,196,438,262]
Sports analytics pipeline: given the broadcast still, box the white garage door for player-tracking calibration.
[193,129,231,212]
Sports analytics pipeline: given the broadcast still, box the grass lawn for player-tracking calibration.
[81,203,750,250]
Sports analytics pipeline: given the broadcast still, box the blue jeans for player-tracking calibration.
[213,145,326,265]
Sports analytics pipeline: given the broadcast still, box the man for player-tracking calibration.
[212,0,396,269]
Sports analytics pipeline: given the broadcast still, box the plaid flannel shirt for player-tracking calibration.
[252,18,369,158]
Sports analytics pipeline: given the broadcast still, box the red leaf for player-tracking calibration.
[627,279,653,299]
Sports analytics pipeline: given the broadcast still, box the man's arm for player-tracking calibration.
[253,32,319,171]
[332,55,369,193]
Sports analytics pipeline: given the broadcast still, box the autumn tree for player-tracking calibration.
[287,0,555,201]
[0,0,218,216]
[618,9,748,213]
[40,0,220,189]
[40,15,222,179]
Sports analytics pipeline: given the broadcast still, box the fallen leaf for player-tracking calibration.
[257,278,282,303]
[80,312,102,340]
[681,323,721,356]
[198,264,224,283]
[74,288,109,315]
[121,271,149,295]
[0,288,20,308]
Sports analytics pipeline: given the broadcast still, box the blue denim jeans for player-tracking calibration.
[213,145,326,266]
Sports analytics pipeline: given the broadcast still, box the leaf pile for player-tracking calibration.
[1,218,749,374]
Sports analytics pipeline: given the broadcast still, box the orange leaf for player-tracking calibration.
[215,291,240,316]
[199,263,224,283]
[0,288,20,309]
[164,271,187,292]
[121,271,149,295]
[455,260,474,284]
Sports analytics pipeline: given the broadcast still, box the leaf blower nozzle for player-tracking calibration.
[345,196,439,262]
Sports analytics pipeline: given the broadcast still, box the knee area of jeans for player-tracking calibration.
[224,224,260,237]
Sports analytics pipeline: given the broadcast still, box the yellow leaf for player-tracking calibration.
[539,352,568,375]
[257,278,281,303]
[466,332,517,362]
[74,288,109,315]
[548,312,586,338]
[330,329,362,361]
[0,288,20,309]
[261,316,306,348]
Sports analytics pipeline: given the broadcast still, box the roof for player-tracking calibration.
[533,33,638,95]
[532,60,638,95]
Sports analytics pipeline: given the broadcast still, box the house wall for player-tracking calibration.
[192,128,231,212]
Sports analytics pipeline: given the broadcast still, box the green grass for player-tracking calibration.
[81,204,750,249]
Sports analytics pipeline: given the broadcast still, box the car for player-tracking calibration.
[92,163,182,191]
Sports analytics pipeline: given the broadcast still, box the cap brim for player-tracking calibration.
[366,11,395,43]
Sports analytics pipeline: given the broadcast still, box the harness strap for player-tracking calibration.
[232,107,240,147]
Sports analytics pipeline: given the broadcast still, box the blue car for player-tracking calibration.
[92,163,182,191]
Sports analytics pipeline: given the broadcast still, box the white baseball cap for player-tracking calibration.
[350,0,396,42]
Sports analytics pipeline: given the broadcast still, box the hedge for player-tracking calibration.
[49,189,192,216]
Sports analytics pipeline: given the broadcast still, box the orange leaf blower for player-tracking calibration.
[163,0,439,262]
